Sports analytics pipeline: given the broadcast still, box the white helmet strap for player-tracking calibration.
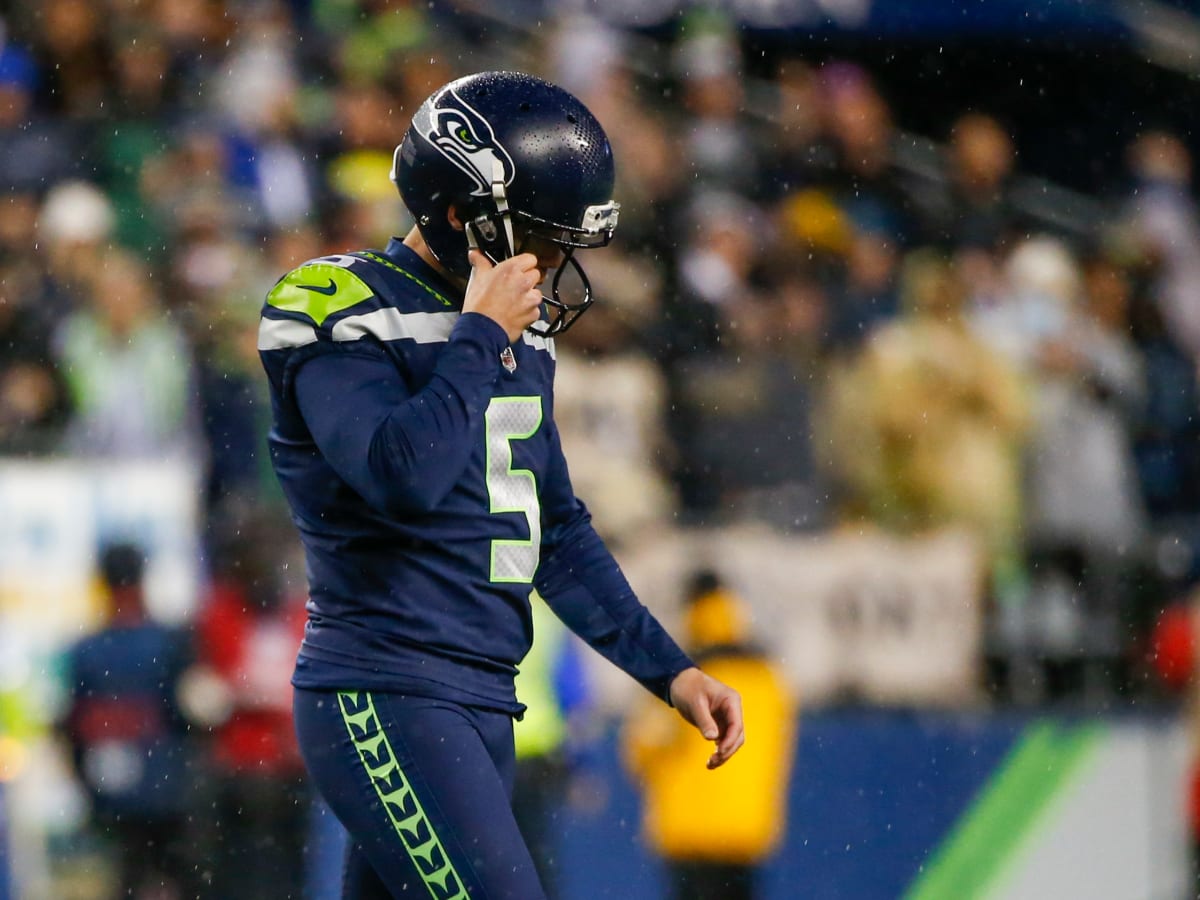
[491,157,515,257]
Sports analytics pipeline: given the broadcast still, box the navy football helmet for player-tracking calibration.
[393,71,619,336]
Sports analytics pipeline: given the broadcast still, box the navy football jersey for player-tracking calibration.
[258,238,692,713]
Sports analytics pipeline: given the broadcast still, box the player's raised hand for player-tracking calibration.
[464,249,543,343]
[669,666,745,769]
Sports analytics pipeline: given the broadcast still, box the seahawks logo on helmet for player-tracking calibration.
[425,91,515,197]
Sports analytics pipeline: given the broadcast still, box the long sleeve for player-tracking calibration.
[534,415,694,703]
[292,312,508,515]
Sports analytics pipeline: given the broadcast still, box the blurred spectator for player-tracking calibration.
[149,0,232,82]
[1121,130,1200,369]
[210,1,298,138]
[656,190,770,516]
[822,248,1030,586]
[167,192,255,314]
[0,251,71,453]
[672,23,764,199]
[657,189,766,364]
[52,246,204,461]
[977,236,1147,697]
[623,570,796,900]
[314,0,433,88]
[36,179,117,312]
[761,56,835,197]
[139,120,253,261]
[918,112,1023,252]
[999,238,1147,555]
[61,540,199,900]
[512,595,593,900]
[388,40,465,117]
[316,76,410,248]
[191,225,322,515]
[0,39,83,193]
[193,505,309,900]
[1125,255,1200,524]
[29,0,111,119]
[209,2,318,231]
[672,264,833,529]
[554,247,677,544]
[817,61,922,247]
[94,21,180,255]
[776,187,854,286]
[824,219,902,352]
[0,185,39,259]
[549,17,680,256]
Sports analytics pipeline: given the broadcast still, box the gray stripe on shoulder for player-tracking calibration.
[521,331,555,359]
[316,253,362,268]
[332,309,458,344]
[258,317,318,351]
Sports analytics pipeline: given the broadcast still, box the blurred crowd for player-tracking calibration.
[4,0,1200,893]
[3,0,1195,691]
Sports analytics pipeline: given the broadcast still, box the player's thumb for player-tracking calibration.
[467,248,493,271]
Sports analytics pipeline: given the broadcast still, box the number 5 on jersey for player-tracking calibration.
[486,397,542,583]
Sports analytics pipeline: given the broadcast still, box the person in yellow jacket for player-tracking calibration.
[622,570,797,900]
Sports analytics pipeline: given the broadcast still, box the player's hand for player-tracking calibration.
[668,666,745,769]
[464,249,543,343]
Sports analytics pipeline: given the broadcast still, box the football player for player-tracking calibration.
[258,71,744,899]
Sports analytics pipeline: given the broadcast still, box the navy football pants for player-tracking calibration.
[293,688,547,899]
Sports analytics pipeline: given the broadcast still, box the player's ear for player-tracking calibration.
[447,205,465,233]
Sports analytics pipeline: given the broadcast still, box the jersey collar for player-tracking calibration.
[383,237,462,301]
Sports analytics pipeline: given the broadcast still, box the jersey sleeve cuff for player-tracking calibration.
[453,312,510,355]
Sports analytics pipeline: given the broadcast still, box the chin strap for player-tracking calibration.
[492,158,515,257]
[466,158,516,262]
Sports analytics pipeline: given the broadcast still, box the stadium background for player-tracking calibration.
[0,0,1197,897]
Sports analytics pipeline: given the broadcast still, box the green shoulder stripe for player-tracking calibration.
[358,251,453,308]
[266,263,375,326]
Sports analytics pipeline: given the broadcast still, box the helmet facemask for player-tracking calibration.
[464,161,619,337]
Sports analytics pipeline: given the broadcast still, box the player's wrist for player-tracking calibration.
[454,311,511,354]
[667,666,703,707]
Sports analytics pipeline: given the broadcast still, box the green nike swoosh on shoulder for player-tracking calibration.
[266,263,375,326]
